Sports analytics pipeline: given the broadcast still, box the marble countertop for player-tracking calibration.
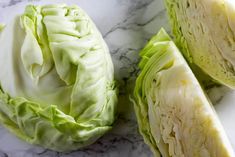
[0,0,235,157]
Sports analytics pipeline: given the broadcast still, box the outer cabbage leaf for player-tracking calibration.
[0,4,118,152]
[165,0,235,88]
[0,24,4,32]
[133,28,234,157]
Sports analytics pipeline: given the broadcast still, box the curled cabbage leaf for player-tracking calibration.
[133,28,234,157]
[165,0,235,88]
[0,4,118,152]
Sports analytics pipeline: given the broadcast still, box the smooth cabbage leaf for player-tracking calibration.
[133,28,234,157]
[0,4,118,152]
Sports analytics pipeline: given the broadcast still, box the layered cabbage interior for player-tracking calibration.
[133,29,234,157]
[165,0,235,88]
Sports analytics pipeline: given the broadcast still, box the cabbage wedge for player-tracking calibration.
[165,0,235,88]
[133,29,234,157]
[0,4,118,151]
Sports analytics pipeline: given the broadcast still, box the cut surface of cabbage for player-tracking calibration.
[165,0,235,88]
[133,28,235,157]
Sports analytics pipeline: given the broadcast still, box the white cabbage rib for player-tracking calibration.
[133,29,235,157]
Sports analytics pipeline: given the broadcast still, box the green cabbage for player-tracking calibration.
[0,24,4,32]
[0,4,118,152]
[165,0,235,88]
[133,28,234,157]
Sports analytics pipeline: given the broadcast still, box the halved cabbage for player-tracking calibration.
[0,4,118,151]
[165,0,235,88]
[133,29,234,157]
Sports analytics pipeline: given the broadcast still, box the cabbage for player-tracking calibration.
[133,28,234,157]
[165,0,235,88]
[0,24,4,32]
[0,4,118,152]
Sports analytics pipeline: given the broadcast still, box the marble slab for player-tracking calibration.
[0,0,234,157]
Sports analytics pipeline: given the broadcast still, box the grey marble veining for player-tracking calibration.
[0,0,22,7]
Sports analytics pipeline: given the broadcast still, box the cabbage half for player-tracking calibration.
[0,4,118,151]
[133,28,234,157]
[165,0,235,88]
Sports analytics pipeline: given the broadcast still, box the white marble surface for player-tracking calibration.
[0,0,235,157]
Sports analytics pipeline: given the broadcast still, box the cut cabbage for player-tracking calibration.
[133,28,235,157]
[165,0,235,88]
[0,4,118,152]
